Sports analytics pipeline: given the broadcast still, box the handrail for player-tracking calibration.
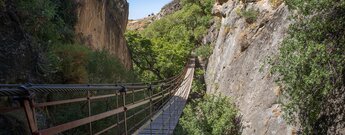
[0,57,195,135]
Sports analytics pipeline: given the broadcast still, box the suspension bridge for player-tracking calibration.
[0,58,195,135]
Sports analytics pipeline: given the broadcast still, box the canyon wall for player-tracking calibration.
[206,0,294,134]
[75,0,132,69]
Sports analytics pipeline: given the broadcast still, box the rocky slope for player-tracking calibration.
[75,0,132,69]
[127,0,181,31]
[205,0,294,134]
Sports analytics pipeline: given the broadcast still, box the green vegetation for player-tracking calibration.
[174,67,240,135]
[17,0,76,44]
[271,0,345,134]
[174,78,239,135]
[190,78,206,99]
[47,44,136,84]
[195,68,205,77]
[126,0,214,81]
[238,9,258,24]
[178,94,239,135]
[195,45,213,58]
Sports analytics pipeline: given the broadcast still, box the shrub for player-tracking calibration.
[49,44,90,83]
[195,68,205,77]
[239,9,258,24]
[47,44,136,83]
[88,50,137,83]
[16,0,76,43]
[177,94,239,135]
[271,1,345,134]
[190,79,206,98]
[195,45,213,58]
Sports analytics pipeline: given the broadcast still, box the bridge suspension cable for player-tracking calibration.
[0,58,195,135]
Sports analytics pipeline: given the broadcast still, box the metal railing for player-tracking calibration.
[0,58,195,135]
[136,62,195,135]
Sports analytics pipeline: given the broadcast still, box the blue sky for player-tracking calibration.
[128,0,173,20]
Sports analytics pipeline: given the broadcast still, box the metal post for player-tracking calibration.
[87,91,93,135]
[116,91,120,135]
[123,93,128,135]
[173,88,177,134]
[22,99,38,134]
[143,90,146,100]
[19,85,39,135]
[161,87,165,134]
[120,86,128,135]
[148,85,153,134]
[169,84,173,97]
[132,89,135,104]
[168,98,171,134]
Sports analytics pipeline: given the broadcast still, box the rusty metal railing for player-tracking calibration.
[0,58,195,135]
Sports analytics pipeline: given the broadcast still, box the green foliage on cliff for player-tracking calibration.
[195,45,213,58]
[47,44,136,83]
[126,31,189,81]
[175,93,239,135]
[174,71,240,135]
[17,0,76,43]
[126,0,214,80]
[238,8,258,24]
[271,0,345,134]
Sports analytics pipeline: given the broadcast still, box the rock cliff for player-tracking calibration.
[205,0,294,134]
[75,0,132,69]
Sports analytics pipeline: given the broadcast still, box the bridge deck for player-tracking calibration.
[136,59,195,135]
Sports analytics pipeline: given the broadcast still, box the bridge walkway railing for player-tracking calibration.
[136,59,194,135]
[0,58,195,135]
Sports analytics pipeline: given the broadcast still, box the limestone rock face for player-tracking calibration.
[155,0,181,20]
[75,0,132,69]
[205,0,293,134]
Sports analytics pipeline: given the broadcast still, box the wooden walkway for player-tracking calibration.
[135,59,195,135]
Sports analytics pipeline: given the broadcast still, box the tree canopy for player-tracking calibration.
[126,0,213,81]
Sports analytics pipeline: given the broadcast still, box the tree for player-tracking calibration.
[126,0,214,80]
[271,0,345,134]
[126,31,163,80]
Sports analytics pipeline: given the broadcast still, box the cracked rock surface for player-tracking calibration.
[205,0,294,134]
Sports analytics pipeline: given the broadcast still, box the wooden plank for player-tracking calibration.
[23,100,38,134]
[39,107,124,135]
